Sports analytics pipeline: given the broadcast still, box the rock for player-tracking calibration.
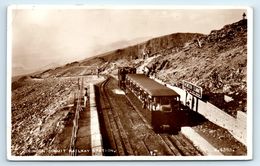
[209,130,215,134]
[224,95,234,102]
[223,84,232,93]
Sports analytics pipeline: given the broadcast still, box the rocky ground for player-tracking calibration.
[11,77,78,155]
[192,121,247,155]
[11,75,103,156]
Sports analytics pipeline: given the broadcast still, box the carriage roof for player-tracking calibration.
[126,74,179,97]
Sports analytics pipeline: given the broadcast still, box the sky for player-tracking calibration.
[10,7,246,76]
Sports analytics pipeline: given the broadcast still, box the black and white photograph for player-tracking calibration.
[7,5,253,160]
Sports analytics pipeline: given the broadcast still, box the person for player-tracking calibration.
[97,68,99,77]
[142,101,146,109]
[191,96,195,110]
[186,101,190,107]
[243,12,246,20]
[84,87,89,107]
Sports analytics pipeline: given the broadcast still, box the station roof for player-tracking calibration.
[126,74,179,97]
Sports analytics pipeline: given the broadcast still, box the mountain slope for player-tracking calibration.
[29,19,247,116]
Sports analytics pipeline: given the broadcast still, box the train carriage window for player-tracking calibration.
[159,97,172,112]
[151,97,159,111]
[152,103,160,111]
[177,96,180,102]
[161,97,170,105]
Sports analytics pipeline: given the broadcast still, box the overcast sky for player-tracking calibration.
[11,7,246,76]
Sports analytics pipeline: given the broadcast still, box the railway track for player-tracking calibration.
[158,134,202,156]
[99,77,134,155]
[97,77,203,156]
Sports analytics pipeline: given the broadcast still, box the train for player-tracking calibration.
[118,67,185,133]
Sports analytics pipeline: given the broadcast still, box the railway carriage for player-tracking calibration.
[118,67,184,132]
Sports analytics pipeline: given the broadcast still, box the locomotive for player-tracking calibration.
[118,67,136,89]
[118,67,184,132]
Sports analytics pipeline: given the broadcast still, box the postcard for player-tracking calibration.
[7,5,253,161]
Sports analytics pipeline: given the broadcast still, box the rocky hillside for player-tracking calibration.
[26,19,247,116]
[143,19,247,116]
